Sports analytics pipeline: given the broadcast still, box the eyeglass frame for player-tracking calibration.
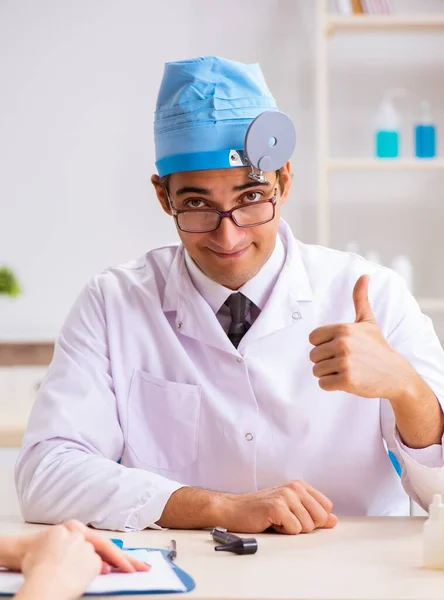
[165,187,278,233]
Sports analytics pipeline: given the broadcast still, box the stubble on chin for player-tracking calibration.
[209,265,262,290]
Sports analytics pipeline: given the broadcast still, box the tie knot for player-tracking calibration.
[224,292,252,326]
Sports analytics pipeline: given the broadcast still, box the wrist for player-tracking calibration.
[15,574,61,600]
[385,354,418,408]
[0,536,24,570]
[158,486,234,529]
[212,492,239,529]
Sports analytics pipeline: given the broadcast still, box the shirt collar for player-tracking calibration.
[184,234,286,314]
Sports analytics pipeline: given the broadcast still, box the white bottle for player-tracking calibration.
[365,251,381,266]
[424,494,444,569]
[391,255,414,293]
[375,89,406,159]
[335,0,352,14]
[345,242,360,256]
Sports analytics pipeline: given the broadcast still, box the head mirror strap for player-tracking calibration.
[244,111,296,182]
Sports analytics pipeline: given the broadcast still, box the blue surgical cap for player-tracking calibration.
[154,56,278,177]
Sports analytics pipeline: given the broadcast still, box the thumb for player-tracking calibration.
[353,275,375,323]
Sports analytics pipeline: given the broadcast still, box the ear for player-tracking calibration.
[276,161,292,206]
[151,174,172,215]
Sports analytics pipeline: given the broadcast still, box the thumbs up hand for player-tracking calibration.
[308,275,409,399]
[352,274,377,324]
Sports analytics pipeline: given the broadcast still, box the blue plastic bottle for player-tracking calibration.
[376,130,398,158]
[375,92,401,159]
[415,101,436,159]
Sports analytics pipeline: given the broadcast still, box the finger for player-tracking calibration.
[312,358,344,379]
[270,525,286,534]
[51,524,72,541]
[272,507,303,535]
[304,485,334,514]
[66,523,137,574]
[101,561,112,575]
[63,520,85,533]
[309,342,336,364]
[69,531,86,544]
[353,275,375,323]
[308,325,338,347]
[318,374,342,392]
[127,556,151,572]
[288,500,316,533]
[300,494,329,529]
[93,540,137,573]
[322,513,339,529]
[66,521,149,573]
[83,540,97,555]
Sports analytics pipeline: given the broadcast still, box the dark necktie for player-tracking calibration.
[224,292,252,348]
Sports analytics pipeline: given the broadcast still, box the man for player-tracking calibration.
[16,56,444,534]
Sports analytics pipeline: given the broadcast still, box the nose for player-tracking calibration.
[211,214,247,251]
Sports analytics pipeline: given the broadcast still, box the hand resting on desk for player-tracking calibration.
[159,480,338,534]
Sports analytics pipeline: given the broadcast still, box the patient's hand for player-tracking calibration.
[0,519,149,575]
[15,525,101,600]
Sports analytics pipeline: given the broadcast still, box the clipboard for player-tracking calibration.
[97,538,196,596]
[0,541,195,597]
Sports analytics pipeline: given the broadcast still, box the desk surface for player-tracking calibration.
[1,516,442,600]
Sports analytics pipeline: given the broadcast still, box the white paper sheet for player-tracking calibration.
[0,549,187,595]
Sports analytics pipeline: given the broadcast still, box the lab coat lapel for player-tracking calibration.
[162,222,313,352]
[242,221,313,345]
[163,246,235,354]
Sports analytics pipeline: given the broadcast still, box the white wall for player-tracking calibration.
[1,0,444,340]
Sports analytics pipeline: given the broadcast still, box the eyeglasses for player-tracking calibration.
[167,189,278,233]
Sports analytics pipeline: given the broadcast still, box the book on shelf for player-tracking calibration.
[335,0,392,14]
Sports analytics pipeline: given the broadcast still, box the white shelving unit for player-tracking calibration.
[327,14,444,33]
[316,1,444,314]
[328,157,444,172]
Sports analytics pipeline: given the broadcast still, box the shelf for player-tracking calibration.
[0,342,54,366]
[417,298,444,312]
[0,426,24,448]
[326,15,444,35]
[328,158,444,172]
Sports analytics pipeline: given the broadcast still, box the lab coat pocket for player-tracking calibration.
[127,370,201,472]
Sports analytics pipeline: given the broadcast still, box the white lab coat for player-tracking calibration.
[16,220,444,531]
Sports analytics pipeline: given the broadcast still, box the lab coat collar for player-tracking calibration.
[163,246,235,354]
[183,234,286,315]
[163,219,313,353]
[183,251,233,315]
[240,219,313,347]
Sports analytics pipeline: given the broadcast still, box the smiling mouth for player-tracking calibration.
[209,246,250,259]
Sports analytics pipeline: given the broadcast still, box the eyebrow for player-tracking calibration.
[175,180,271,197]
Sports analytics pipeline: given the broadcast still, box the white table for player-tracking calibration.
[1,516,442,600]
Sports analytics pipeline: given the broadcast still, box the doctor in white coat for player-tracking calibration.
[16,56,444,534]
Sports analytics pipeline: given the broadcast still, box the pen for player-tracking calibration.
[167,539,177,561]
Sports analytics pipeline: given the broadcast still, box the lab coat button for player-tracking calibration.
[177,321,183,330]
[245,433,254,441]
[236,357,243,363]
[292,311,301,320]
